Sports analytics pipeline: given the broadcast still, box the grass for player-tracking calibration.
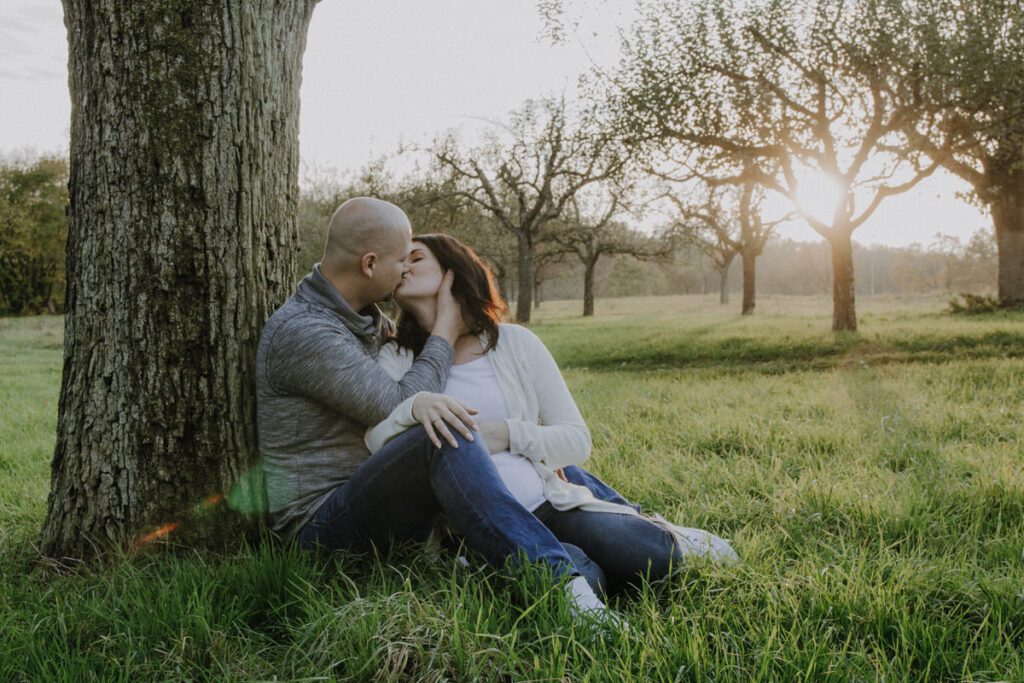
[2,295,1023,681]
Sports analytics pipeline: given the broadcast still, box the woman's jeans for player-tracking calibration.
[533,501,681,595]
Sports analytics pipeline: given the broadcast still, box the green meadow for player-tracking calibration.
[2,296,1023,681]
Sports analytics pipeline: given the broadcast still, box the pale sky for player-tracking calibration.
[0,0,990,248]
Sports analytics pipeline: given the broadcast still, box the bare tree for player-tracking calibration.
[613,0,950,330]
[555,188,668,316]
[433,97,624,323]
[735,180,794,314]
[665,177,791,312]
[666,185,740,305]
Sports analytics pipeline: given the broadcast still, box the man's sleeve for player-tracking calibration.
[266,317,453,426]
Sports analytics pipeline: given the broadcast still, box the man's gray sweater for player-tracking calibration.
[256,265,453,537]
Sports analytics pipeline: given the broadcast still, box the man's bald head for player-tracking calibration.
[322,197,413,276]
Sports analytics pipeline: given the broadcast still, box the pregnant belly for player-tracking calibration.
[490,451,546,512]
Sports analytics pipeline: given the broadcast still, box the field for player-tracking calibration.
[2,296,1023,681]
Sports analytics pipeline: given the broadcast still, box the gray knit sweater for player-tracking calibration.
[256,265,453,536]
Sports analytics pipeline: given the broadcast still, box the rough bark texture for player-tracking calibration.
[42,0,315,561]
[829,230,857,332]
[741,248,757,315]
[992,186,1024,306]
[515,233,533,323]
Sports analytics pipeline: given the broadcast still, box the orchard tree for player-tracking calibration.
[664,173,791,312]
[666,185,740,305]
[42,1,317,562]
[613,0,949,330]
[906,0,1024,305]
[433,97,625,323]
[554,188,666,316]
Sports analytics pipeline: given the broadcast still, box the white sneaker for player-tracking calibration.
[565,576,628,632]
[670,524,740,564]
[649,514,740,564]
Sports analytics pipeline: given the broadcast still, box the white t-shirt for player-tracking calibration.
[443,354,547,512]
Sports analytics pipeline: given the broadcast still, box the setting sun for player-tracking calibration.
[794,172,846,225]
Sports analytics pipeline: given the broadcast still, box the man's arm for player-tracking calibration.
[266,318,454,427]
[267,271,468,428]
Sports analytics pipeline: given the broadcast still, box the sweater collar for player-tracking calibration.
[295,264,387,340]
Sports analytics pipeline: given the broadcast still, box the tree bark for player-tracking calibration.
[717,269,730,304]
[582,258,597,317]
[828,229,858,332]
[496,271,511,303]
[717,254,734,305]
[992,188,1024,305]
[515,232,534,323]
[741,247,757,315]
[41,0,315,561]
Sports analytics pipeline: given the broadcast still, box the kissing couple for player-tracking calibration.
[256,197,737,625]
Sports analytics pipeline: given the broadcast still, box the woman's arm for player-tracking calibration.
[503,327,592,469]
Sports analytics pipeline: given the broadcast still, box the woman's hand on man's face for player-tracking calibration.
[431,270,465,345]
[411,392,478,449]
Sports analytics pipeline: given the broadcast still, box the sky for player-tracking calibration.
[0,0,991,248]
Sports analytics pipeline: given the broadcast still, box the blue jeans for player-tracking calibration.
[534,500,681,596]
[561,465,641,512]
[298,426,576,577]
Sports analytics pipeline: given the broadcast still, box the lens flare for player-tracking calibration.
[133,522,180,548]
[131,492,226,549]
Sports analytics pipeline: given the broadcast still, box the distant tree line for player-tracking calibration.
[0,157,68,315]
[293,163,996,306]
[0,152,997,318]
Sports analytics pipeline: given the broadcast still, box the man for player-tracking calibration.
[256,198,604,606]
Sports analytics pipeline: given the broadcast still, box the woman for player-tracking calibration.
[366,234,737,613]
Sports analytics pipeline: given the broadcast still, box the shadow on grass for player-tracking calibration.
[558,331,1024,373]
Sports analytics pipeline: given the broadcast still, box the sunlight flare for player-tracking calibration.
[793,172,846,226]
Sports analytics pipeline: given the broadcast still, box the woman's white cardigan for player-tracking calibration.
[365,323,631,514]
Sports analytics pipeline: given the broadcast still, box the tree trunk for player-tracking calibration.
[582,258,597,317]
[828,230,858,332]
[41,0,314,561]
[515,232,533,323]
[717,255,734,305]
[497,272,511,303]
[992,189,1024,305]
[741,248,757,315]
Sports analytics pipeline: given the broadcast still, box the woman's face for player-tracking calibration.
[395,241,444,306]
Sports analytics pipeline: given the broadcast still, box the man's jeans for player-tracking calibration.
[298,426,576,577]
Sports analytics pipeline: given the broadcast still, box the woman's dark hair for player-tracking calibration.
[394,233,508,355]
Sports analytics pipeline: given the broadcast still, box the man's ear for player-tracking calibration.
[360,252,377,278]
